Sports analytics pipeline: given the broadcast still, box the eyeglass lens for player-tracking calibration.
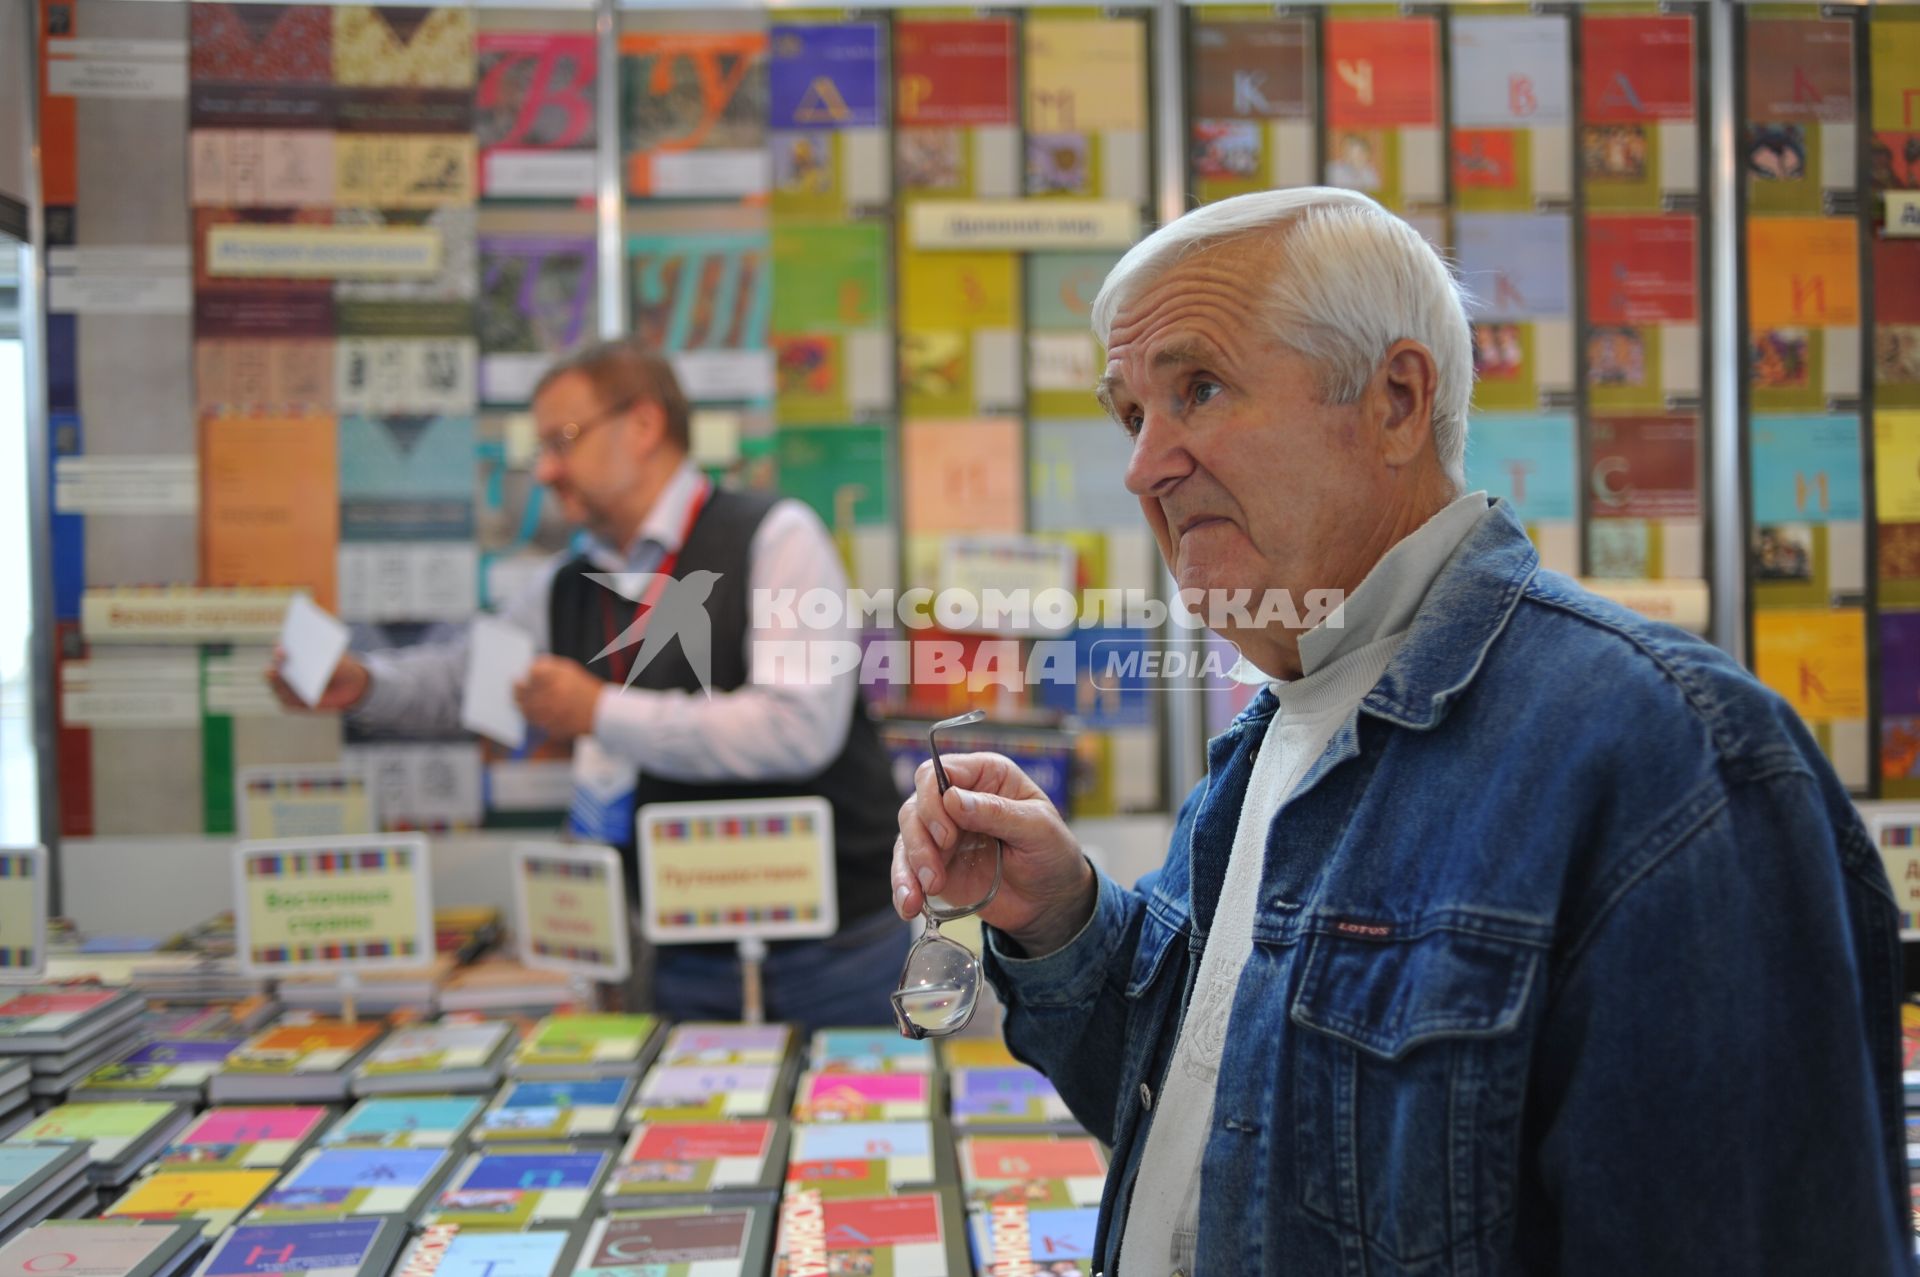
[891,709,1005,1039]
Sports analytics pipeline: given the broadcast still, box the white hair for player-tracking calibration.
[1091,187,1473,488]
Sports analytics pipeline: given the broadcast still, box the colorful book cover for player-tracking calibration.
[774,1189,958,1274]
[198,1219,399,1277]
[157,1105,330,1171]
[477,32,598,198]
[768,21,886,218]
[1463,414,1580,526]
[895,17,1018,202]
[1189,14,1313,204]
[512,1014,659,1074]
[809,1029,933,1074]
[478,234,597,406]
[606,1120,783,1204]
[941,1039,1019,1071]
[190,3,335,131]
[576,1207,771,1276]
[323,1096,485,1149]
[950,1067,1074,1128]
[0,1220,204,1277]
[224,1023,384,1077]
[14,1102,182,1164]
[628,232,773,404]
[657,1024,794,1068]
[620,32,769,198]
[964,1202,1099,1275]
[1580,13,1697,210]
[249,1148,451,1223]
[394,1226,578,1277]
[0,1143,79,1194]
[958,1134,1108,1212]
[630,1065,783,1122]
[337,416,476,543]
[358,1022,509,1078]
[769,223,890,423]
[1589,415,1701,521]
[78,1039,240,1096]
[785,1122,937,1200]
[477,1077,634,1143]
[791,1072,931,1124]
[104,1167,278,1235]
[0,989,128,1037]
[424,1147,610,1230]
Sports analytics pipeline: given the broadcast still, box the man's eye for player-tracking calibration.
[1192,380,1222,406]
[1120,411,1143,437]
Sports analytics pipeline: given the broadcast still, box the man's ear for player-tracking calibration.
[631,399,669,453]
[1376,339,1439,468]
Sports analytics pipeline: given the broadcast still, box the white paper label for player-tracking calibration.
[48,56,187,100]
[54,457,197,514]
[649,150,771,198]
[483,151,596,199]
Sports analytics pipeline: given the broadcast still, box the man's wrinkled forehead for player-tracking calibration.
[1095,338,1228,418]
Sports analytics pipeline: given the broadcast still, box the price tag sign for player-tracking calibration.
[1869,810,1920,941]
[0,846,49,981]
[511,841,631,982]
[638,797,837,945]
[236,763,377,840]
[233,835,434,977]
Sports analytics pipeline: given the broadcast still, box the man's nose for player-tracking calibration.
[533,450,563,487]
[1123,408,1191,497]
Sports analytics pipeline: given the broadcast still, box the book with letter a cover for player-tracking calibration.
[188,1218,409,1277]
[247,1148,454,1224]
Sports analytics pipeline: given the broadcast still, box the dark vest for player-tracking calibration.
[548,487,899,932]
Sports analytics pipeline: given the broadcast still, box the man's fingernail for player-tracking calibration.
[928,821,947,845]
[916,867,934,892]
[956,790,976,813]
[894,883,910,912]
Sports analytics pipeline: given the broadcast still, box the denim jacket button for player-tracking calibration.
[1139,1082,1153,1111]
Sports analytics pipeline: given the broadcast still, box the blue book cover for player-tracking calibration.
[434,1231,570,1277]
[459,1151,605,1191]
[496,1079,628,1108]
[326,1097,483,1147]
[276,1149,445,1190]
[966,1204,1100,1269]
[202,1220,389,1276]
[0,1143,75,1188]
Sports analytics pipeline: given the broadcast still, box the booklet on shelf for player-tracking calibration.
[187,1217,410,1277]
[576,1204,774,1277]
[320,1096,485,1151]
[627,1061,795,1124]
[956,1133,1110,1213]
[808,1028,935,1074]
[350,1022,513,1096]
[773,1187,971,1275]
[654,1022,796,1069]
[791,1071,934,1124]
[0,1142,92,1236]
[948,1065,1078,1130]
[13,1101,194,1185]
[0,987,144,1054]
[602,1119,789,1209]
[152,1105,332,1172]
[420,1146,611,1231]
[475,1077,636,1144]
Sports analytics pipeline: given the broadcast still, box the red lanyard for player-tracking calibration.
[601,478,711,684]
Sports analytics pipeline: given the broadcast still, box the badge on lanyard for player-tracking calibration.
[568,736,636,847]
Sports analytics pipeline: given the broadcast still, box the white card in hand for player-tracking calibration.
[463,616,536,748]
[279,593,350,708]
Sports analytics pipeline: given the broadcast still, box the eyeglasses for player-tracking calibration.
[891,709,1004,1040]
[535,397,637,460]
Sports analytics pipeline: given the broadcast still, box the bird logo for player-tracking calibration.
[585,570,724,697]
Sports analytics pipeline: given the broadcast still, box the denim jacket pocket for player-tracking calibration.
[1126,903,1185,1000]
[1289,925,1541,1270]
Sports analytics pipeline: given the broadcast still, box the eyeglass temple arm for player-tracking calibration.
[926,709,988,793]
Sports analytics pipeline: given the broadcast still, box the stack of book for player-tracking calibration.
[73,1038,243,1104]
[392,1223,585,1277]
[276,957,458,1018]
[0,987,147,1102]
[102,1163,280,1235]
[509,1014,662,1080]
[473,1077,636,1145]
[0,1219,208,1277]
[0,1142,95,1232]
[246,1147,457,1225]
[958,1131,1110,1273]
[435,959,580,1016]
[321,1095,485,1151]
[191,1217,412,1277]
[419,1145,611,1231]
[10,1101,194,1187]
[208,1020,386,1104]
[349,1021,515,1096]
[0,1057,32,1136]
[580,1205,776,1274]
[147,1105,332,1172]
[602,1118,790,1210]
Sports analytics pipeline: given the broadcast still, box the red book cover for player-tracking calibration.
[1586,216,1698,325]
[1581,15,1695,122]
[1324,18,1439,128]
[1589,415,1702,520]
[895,19,1016,126]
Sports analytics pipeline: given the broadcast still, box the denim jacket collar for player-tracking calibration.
[1230,498,1539,735]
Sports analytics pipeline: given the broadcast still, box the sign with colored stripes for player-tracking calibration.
[1870,810,1920,939]
[233,834,434,976]
[236,762,378,840]
[512,841,630,983]
[0,846,48,980]
[638,797,836,944]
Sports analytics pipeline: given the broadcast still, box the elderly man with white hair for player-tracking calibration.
[893,188,1908,1274]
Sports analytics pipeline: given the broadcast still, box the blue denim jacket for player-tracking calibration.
[985,502,1910,1276]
